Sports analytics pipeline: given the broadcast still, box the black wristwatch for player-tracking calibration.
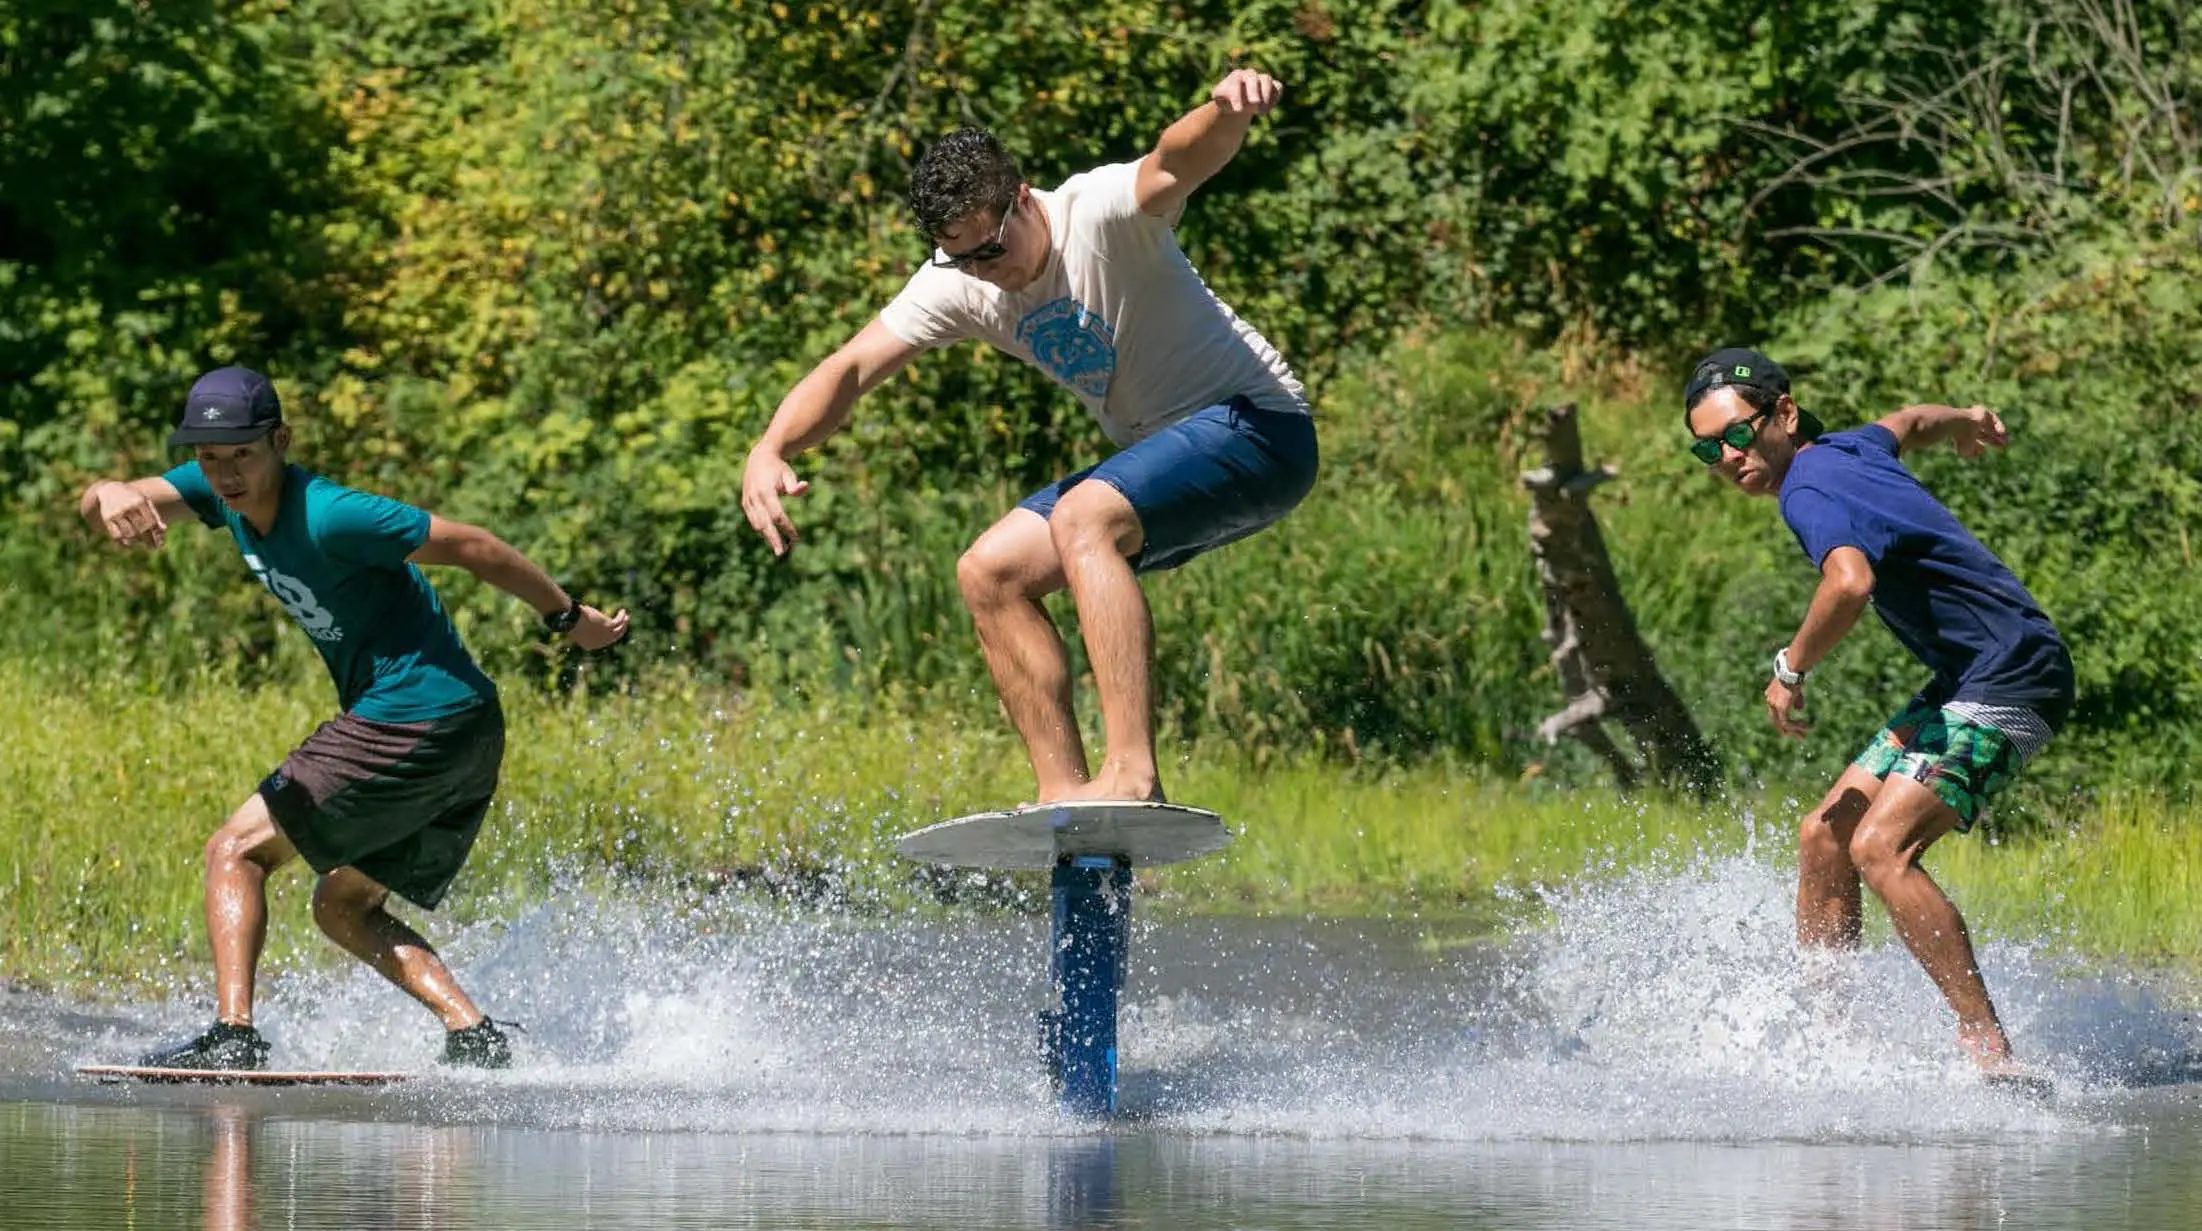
[543,597,583,635]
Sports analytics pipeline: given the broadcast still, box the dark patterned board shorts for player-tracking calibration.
[258,699,504,910]
[1852,698,2052,831]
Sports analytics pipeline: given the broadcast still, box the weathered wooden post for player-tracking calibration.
[1521,403,1718,793]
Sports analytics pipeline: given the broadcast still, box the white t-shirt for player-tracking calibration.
[878,160,1309,447]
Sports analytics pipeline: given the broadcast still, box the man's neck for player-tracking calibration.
[240,467,286,535]
[1029,193,1056,282]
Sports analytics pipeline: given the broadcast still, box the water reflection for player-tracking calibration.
[1048,1136,1120,1229]
[203,1104,252,1231]
[7,1095,2202,1229]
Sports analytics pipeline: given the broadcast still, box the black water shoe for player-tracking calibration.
[141,1021,271,1071]
[440,1018,513,1070]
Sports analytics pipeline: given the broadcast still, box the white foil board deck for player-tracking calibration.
[893,800,1232,870]
[77,1064,416,1087]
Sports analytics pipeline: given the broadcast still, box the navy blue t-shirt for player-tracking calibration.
[1778,425,2073,725]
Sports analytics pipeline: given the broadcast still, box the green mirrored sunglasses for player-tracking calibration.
[1688,408,1773,465]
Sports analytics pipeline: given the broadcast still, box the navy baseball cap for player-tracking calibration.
[1683,347,1823,439]
[170,366,283,447]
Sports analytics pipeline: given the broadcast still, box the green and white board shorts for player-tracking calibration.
[1852,699,2056,830]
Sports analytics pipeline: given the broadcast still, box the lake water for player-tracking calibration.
[4,853,2199,1228]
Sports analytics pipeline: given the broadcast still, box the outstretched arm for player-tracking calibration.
[1765,546,1876,738]
[1876,403,2009,457]
[1133,69,1282,219]
[407,517,628,650]
[741,317,923,556]
[78,477,193,550]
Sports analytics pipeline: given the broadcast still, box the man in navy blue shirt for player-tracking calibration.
[1684,347,2074,1083]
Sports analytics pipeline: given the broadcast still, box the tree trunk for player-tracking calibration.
[1521,403,1719,794]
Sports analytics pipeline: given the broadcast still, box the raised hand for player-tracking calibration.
[94,482,167,550]
[567,605,630,652]
[1950,405,2010,459]
[740,445,811,557]
[1209,68,1283,118]
[1765,675,1810,739]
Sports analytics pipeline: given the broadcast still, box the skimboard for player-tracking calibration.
[894,800,1231,870]
[76,1064,415,1087]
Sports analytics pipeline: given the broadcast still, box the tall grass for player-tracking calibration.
[5,658,2197,996]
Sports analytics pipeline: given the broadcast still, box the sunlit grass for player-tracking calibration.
[1936,790,2202,960]
[4,659,2197,995]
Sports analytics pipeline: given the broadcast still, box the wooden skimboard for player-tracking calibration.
[76,1064,415,1087]
[894,800,1232,870]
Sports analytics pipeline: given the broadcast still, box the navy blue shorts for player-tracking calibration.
[1017,398,1318,572]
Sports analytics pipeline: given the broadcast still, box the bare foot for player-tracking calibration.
[1039,771,1166,806]
[1957,1022,2015,1072]
[1956,1022,2052,1099]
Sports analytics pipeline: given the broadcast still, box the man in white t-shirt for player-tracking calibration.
[740,69,1318,805]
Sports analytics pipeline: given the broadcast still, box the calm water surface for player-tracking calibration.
[5,854,2199,1228]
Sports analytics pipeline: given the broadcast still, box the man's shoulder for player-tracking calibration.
[298,468,411,513]
[1778,443,1869,510]
[1051,159,1141,195]
[296,469,428,547]
[1791,428,1897,480]
[1050,159,1150,227]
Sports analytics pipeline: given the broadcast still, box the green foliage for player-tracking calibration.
[0,0,357,502]
[4,0,2200,796]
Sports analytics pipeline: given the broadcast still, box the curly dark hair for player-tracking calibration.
[908,127,1024,240]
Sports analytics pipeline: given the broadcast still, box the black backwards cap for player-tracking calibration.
[1683,347,1823,440]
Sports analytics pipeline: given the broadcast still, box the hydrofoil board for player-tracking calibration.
[76,1063,415,1087]
[894,800,1231,870]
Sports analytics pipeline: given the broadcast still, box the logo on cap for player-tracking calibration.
[170,366,283,447]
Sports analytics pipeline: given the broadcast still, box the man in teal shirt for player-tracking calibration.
[78,367,627,1070]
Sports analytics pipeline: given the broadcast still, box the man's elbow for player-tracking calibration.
[1828,559,1877,603]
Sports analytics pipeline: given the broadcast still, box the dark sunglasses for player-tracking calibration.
[932,195,1017,269]
[1688,407,1774,464]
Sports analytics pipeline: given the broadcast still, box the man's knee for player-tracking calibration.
[1798,784,1870,865]
[309,871,386,935]
[1049,482,1142,558]
[204,798,289,874]
[959,515,1063,609]
[1796,810,1847,870]
[1846,822,1923,892]
[957,539,1028,609]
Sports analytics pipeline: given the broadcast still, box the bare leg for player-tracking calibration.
[1795,768,1881,950]
[1847,774,2013,1069]
[203,794,298,1026]
[311,868,485,1030]
[1049,481,1163,804]
[957,509,1089,799]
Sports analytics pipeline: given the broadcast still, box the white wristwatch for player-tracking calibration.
[1772,646,1807,687]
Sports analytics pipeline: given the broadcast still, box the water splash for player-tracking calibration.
[61,853,2199,1141]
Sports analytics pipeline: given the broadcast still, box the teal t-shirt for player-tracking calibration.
[164,462,496,722]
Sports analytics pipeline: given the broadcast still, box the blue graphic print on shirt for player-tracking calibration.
[1016,297,1116,400]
